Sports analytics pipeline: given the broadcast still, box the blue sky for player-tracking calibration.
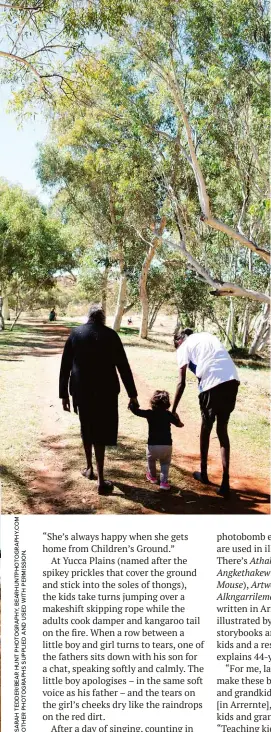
[0,84,49,202]
[0,33,109,204]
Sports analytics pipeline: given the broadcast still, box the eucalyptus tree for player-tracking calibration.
[36,62,166,332]
[68,32,269,344]
[119,1,269,294]
[0,179,72,328]
[2,1,269,270]
[2,0,269,347]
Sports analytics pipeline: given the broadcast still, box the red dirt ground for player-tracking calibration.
[5,321,266,517]
[130,370,269,513]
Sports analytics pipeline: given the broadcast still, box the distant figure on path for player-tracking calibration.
[49,307,56,322]
[59,305,138,494]
[172,328,239,498]
[129,390,182,490]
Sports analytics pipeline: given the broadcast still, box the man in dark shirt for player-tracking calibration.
[59,305,138,494]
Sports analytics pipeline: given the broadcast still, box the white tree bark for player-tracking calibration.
[257,328,270,352]
[101,265,109,319]
[127,43,270,294]
[241,304,250,347]
[112,272,127,331]
[163,234,270,304]
[225,308,232,347]
[0,297,4,331]
[2,296,10,320]
[161,183,271,305]
[109,187,127,331]
[202,214,270,265]
[249,303,270,355]
[139,217,166,339]
[164,67,270,265]
[230,299,236,348]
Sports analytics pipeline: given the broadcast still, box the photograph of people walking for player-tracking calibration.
[0,0,269,516]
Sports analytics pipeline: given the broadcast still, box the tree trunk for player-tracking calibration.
[10,309,23,331]
[225,307,233,348]
[257,328,270,352]
[123,302,135,314]
[166,70,270,265]
[0,297,4,331]
[164,227,270,304]
[249,303,270,355]
[2,296,10,320]
[241,304,250,347]
[212,314,231,346]
[101,265,109,319]
[139,217,166,339]
[230,300,236,348]
[139,278,149,339]
[112,273,127,331]
[139,247,156,339]
[148,299,163,331]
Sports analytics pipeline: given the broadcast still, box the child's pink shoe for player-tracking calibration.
[160,481,170,491]
[146,472,157,484]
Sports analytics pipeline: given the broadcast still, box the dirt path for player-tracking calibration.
[2,323,269,515]
[128,370,269,514]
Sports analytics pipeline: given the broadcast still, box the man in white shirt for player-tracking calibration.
[172,328,239,497]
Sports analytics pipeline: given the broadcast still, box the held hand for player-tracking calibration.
[172,411,184,428]
[62,397,70,412]
[128,397,139,410]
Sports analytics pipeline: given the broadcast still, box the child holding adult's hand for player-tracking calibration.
[129,390,183,490]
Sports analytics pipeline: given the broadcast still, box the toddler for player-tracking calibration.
[129,390,183,490]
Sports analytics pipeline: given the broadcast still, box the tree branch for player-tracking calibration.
[0,49,45,81]
[24,44,71,59]
[201,214,270,264]
[155,63,271,265]
[167,65,211,217]
[0,2,42,8]
[123,301,135,314]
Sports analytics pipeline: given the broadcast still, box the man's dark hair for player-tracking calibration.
[150,390,170,410]
[173,326,193,348]
[88,305,105,325]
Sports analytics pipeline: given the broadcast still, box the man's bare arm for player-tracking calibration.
[172,365,187,413]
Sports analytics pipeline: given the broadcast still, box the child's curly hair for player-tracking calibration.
[150,390,170,410]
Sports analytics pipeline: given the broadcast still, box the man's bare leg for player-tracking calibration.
[193,418,213,485]
[216,417,230,495]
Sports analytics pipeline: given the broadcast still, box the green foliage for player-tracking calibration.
[145,258,214,328]
[0,179,74,312]
[35,68,167,298]
[76,245,110,301]
[1,0,269,345]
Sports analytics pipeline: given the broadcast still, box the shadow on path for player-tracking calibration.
[0,322,70,359]
[1,320,269,514]
[2,430,268,515]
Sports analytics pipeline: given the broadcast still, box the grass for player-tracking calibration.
[123,346,270,471]
[0,319,270,515]
[119,326,139,336]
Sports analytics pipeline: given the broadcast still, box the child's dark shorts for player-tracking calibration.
[199,379,239,426]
